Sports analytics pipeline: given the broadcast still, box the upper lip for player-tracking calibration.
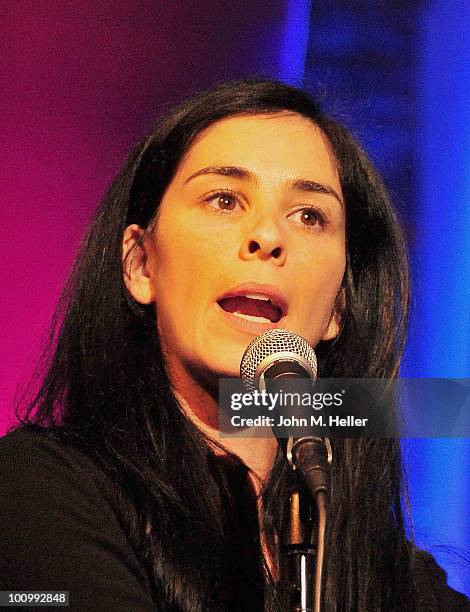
[217,282,288,317]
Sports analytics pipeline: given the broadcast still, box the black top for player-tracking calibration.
[0,428,469,611]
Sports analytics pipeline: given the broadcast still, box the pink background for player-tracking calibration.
[1,1,290,433]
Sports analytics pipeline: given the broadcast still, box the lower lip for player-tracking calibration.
[217,303,285,335]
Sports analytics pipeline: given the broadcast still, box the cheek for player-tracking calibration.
[151,221,218,319]
[296,246,346,316]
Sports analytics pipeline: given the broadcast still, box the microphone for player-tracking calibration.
[240,327,317,388]
[240,328,331,498]
[241,329,330,612]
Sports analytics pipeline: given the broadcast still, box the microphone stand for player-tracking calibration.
[237,327,331,610]
[282,480,317,611]
[282,437,332,612]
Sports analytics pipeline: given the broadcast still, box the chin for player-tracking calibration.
[208,354,243,379]
[191,346,244,383]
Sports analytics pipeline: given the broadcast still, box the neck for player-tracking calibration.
[169,362,281,580]
[169,362,278,482]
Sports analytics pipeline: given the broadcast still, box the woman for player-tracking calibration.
[1,79,468,611]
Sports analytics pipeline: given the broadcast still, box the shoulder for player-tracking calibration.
[0,426,109,479]
[0,427,121,521]
[413,548,470,611]
[0,427,156,611]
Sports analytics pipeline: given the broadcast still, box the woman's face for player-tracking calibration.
[142,113,346,385]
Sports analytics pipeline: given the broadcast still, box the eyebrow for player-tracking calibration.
[184,165,343,207]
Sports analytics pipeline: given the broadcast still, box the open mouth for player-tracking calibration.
[217,295,283,324]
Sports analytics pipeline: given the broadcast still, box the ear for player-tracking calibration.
[321,287,345,342]
[122,224,156,304]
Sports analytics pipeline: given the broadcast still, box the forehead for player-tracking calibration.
[176,113,341,189]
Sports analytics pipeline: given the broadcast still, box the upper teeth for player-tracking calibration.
[244,293,270,301]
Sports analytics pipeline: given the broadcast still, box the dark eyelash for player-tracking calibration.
[202,193,329,227]
[204,189,237,201]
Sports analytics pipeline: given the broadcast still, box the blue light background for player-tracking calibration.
[280,0,313,84]
[402,0,470,594]
[285,0,470,595]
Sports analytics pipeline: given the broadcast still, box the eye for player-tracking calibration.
[204,190,243,212]
[288,206,328,229]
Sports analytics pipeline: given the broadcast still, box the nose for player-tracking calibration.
[239,213,287,265]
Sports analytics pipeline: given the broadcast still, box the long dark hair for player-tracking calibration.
[16,79,416,610]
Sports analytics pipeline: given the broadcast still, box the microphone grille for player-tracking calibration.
[240,328,317,381]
